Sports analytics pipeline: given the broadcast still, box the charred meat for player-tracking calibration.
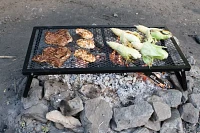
[76,39,95,49]
[76,28,93,39]
[74,49,96,62]
[32,47,71,67]
[45,29,73,46]
[109,51,125,66]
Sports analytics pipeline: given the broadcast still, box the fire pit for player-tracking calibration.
[22,25,191,97]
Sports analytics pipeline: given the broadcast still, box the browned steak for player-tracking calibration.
[45,29,73,46]
[32,47,71,67]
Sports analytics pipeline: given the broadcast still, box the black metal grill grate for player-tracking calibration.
[22,26,190,75]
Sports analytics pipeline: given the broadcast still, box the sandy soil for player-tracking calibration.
[0,0,200,131]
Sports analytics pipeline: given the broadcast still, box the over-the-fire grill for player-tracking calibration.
[22,26,191,97]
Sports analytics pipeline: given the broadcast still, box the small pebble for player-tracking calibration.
[113,13,118,17]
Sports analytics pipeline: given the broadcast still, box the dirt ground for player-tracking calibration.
[0,0,200,131]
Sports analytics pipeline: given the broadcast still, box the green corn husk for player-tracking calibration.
[150,30,172,40]
[135,25,172,41]
[111,28,141,43]
[125,28,168,66]
[107,41,141,60]
[140,41,168,66]
[110,26,169,67]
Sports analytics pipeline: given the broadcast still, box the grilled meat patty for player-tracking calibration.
[74,49,96,62]
[76,39,95,49]
[45,29,73,46]
[32,47,71,67]
[76,28,93,39]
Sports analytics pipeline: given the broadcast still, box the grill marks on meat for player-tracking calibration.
[32,47,71,67]
[74,49,96,62]
[45,29,73,46]
[76,39,95,49]
[76,28,93,39]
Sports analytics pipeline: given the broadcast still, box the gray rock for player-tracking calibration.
[183,122,197,133]
[179,103,199,124]
[80,98,112,133]
[188,93,200,110]
[156,89,182,107]
[133,127,150,133]
[31,78,40,88]
[46,110,81,129]
[120,128,135,133]
[59,100,72,116]
[152,102,171,121]
[22,103,48,123]
[112,100,154,131]
[21,85,43,109]
[160,109,183,133]
[79,84,101,99]
[60,96,84,116]
[44,80,69,100]
[145,120,160,131]
[21,115,34,126]
[50,90,74,109]
[49,124,74,133]
[55,123,64,130]
[181,91,188,103]
[71,126,84,133]
[68,96,84,116]
[186,76,194,93]
[192,87,200,94]
[147,95,164,103]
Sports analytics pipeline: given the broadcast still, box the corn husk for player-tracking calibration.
[110,28,141,43]
[119,30,144,50]
[140,41,168,66]
[107,41,141,60]
[150,30,172,40]
[135,25,172,41]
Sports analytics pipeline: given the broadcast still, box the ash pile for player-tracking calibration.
[14,58,200,133]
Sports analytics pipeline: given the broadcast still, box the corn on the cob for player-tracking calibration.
[135,25,172,41]
[111,28,141,43]
[107,41,141,61]
[110,26,169,67]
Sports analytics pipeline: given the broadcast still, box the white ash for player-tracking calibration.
[49,73,162,105]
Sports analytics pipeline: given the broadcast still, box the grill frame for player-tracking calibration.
[22,25,191,75]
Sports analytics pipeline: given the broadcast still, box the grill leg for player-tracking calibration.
[23,75,33,98]
[175,70,187,91]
